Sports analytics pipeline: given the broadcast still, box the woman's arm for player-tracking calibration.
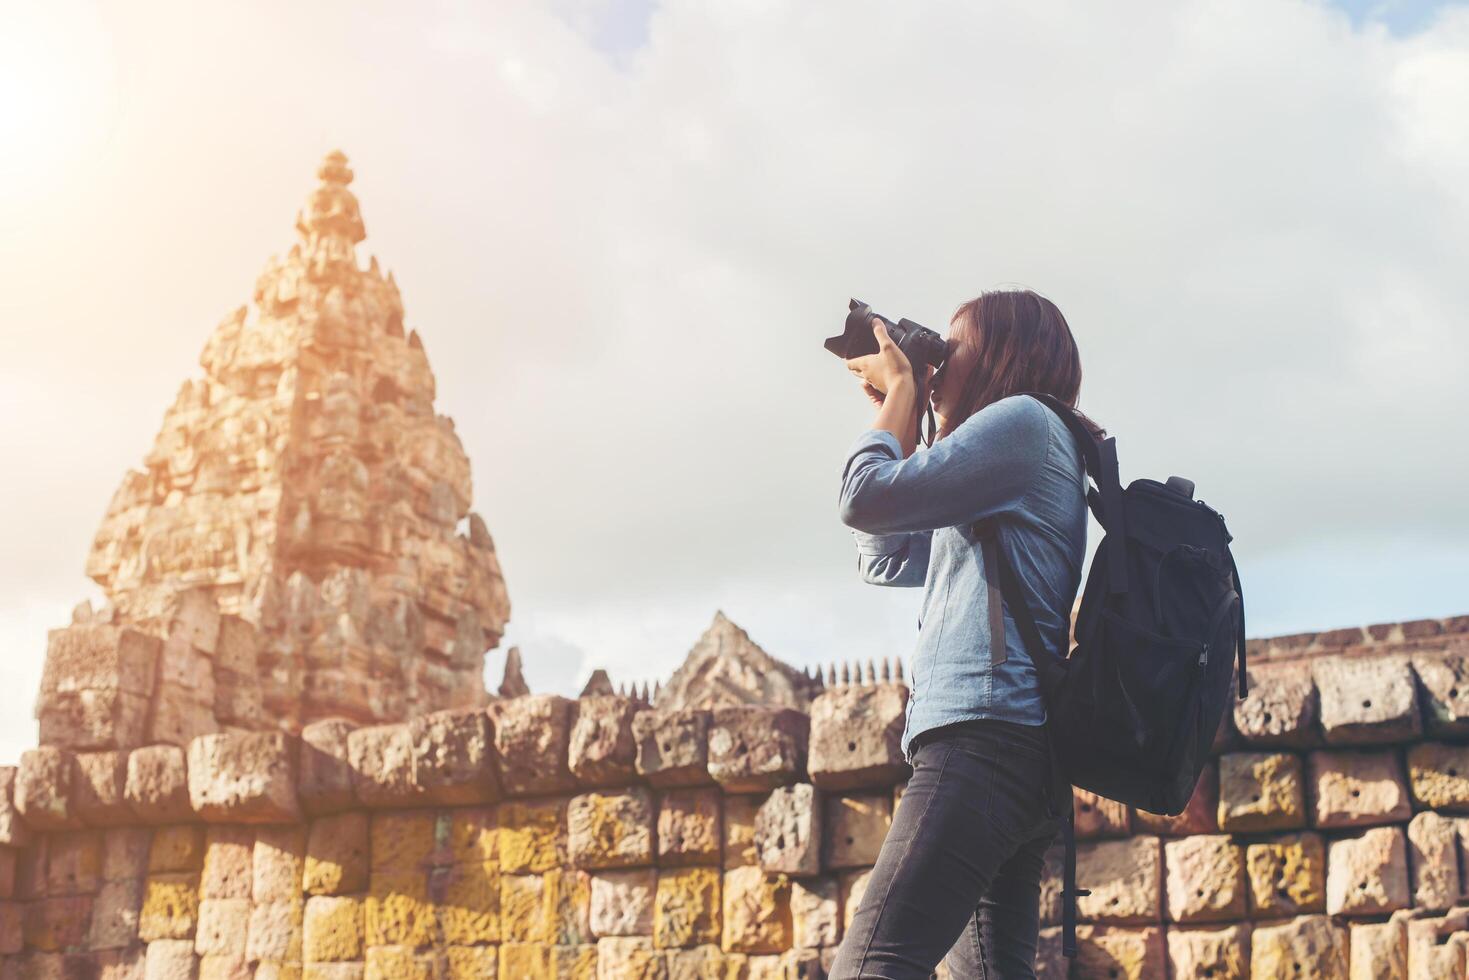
[853,528,932,587]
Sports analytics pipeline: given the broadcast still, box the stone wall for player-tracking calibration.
[3,612,1469,978]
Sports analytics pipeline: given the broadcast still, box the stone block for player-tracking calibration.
[200,827,253,900]
[195,897,249,955]
[721,866,791,955]
[188,733,301,823]
[498,797,568,873]
[145,939,199,980]
[1072,925,1165,980]
[568,696,640,787]
[245,900,302,963]
[444,945,497,980]
[489,695,577,797]
[1217,751,1305,832]
[302,896,362,962]
[89,876,145,949]
[1313,654,1421,745]
[653,867,721,949]
[0,766,32,847]
[807,684,908,791]
[822,793,891,871]
[23,894,93,950]
[166,590,221,656]
[722,794,762,870]
[1349,915,1407,980]
[305,812,369,895]
[1232,660,1318,747]
[364,869,434,947]
[127,745,193,824]
[501,874,551,943]
[1406,810,1458,911]
[298,719,356,816]
[839,868,871,931]
[1406,910,1469,980]
[407,709,499,805]
[590,869,656,937]
[42,624,159,699]
[139,873,201,941]
[74,750,133,825]
[1308,749,1410,828]
[0,904,24,954]
[364,944,435,979]
[147,693,218,749]
[445,806,497,866]
[16,747,81,829]
[369,810,436,873]
[596,936,666,979]
[45,828,101,895]
[251,826,306,903]
[707,707,809,793]
[568,787,655,869]
[0,851,10,900]
[1251,915,1347,978]
[1411,648,1469,737]
[98,947,148,980]
[150,825,206,873]
[1163,835,1245,924]
[198,956,251,980]
[665,946,746,980]
[1405,741,1469,810]
[346,724,421,809]
[1073,789,1130,839]
[633,709,712,788]
[790,875,840,949]
[753,783,820,876]
[39,689,152,753]
[213,616,258,677]
[658,788,722,867]
[104,827,153,880]
[1076,836,1162,924]
[548,866,593,946]
[434,860,500,945]
[1245,832,1326,917]
[1132,762,1219,836]
[1326,826,1410,916]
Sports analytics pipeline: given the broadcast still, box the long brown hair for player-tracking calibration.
[940,289,1104,440]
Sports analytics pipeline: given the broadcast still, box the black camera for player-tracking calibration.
[824,299,949,377]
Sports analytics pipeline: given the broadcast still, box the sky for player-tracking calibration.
[1,0,1468,764]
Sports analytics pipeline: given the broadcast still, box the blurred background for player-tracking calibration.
[3,0,1467,763]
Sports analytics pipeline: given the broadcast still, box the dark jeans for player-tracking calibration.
[829,719,1061,980]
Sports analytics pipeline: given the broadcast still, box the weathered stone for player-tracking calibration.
[188,732,301,823]
[1132,762,1219,836]
[304,812,369,895]
[721,866,791,955]
[658,788,723,867]
[126,746,194,824]
[1245,832,1326,917]
[1349,915,1408,980]
[0,766,32,847]
[707,707,809,793]
[822,793,891,871]
[1164,834,1246,923]
[753,783,820,876]
[39,689,152,754]
[596,936,667,980]
[790,875,840,949]
[16,747,81,829]
[364,944,435,980]
[74,750,133,825]
[1073,789,1130,840]
[98,947,148,980]
[104,827,153,881]
[346,724,421,808]
[499,797,569,874]
[1406,909,1469,980]
[444,945,497,980]
[590,868,656,937]
[1406,810,1458,911]
[252,826,306,902]
[490,695,577,796]
[839,868,871,930]
[41,624,160,699]
[658,611,815,713]
[195,897,250,955]
[1251,915,1347,979]
[1411,648,1469,737]
[139,872,201,941]
[1076,836,1162,924]
[145,939,199,980]
[369,810,436,873]
[435,860,500,945]
[407,708,499,805]
[445,806,497,866]
[654,867,721,948]
[200,827,253,900]
[298,719,356,817]
[1405,741,1469,810]
[1307,749,1410,828]
[147,695,218,750]
[1233,660,1318,747]
[665,944,747,980]
[1313,654,1421,745]
[199,955,251,980]
[150,825,206,873]
[364,868,434,947]
[722,794,762,870]
[302,896,362,962]
[501,874,551,943]
[89,876,145,949]
[633,709,713,788]
[23,894,94,950]
[1325,826,1410,916]
[1072,925,1165,980]
[47,829,102,894]
[568,696,640,787]
[1217,751,1305,832]
[246,900,302,963]
[545,867,592,945]
[568,787,655,869]
[807,684,907,791]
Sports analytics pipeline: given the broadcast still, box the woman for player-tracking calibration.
[830,290,1098,979]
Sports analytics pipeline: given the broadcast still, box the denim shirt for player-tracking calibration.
[838,394,1087,759]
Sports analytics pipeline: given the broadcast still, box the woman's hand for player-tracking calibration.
[846,319,914,399]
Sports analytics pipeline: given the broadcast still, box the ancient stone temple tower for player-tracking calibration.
[81,151,509,732]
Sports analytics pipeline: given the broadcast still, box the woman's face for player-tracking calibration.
[931,315,978,430]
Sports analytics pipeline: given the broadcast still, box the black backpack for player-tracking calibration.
[980,392,1246,956]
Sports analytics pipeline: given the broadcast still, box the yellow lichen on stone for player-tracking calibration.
[721,866,791,955]
[598,937,668,979]
[437,861,500,945]
[370,811,438,873]
[365,870,435,948]
[303,895,364,963]
[500,942,552,978]
[139,872,202,941]
[445,944,499,980]
[498,798,567,873]
[447,806,498,866]
[555,943,599,979]
[365,944,436,980]
[546,867,592,945]
[655,867,722,948]
[667,945,749,980]
[501,874,550,943]
[1246,834,1326,916]
[305,812,369,896]
[149,825,207,873]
